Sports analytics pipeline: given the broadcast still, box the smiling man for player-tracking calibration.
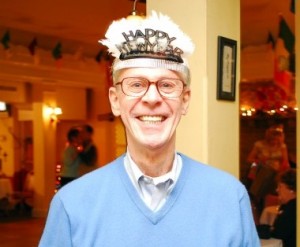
[39,11,259,247]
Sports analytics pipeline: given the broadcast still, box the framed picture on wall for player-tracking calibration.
[216,36,237,101]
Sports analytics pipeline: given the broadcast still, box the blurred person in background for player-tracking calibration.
[257,168,296,247]
[247,124,290,211]
[78,124,98,175]
[60,128,82,187]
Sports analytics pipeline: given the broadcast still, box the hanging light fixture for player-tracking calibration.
[127,0,144,20]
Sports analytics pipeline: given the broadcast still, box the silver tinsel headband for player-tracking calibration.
[100,11,195,84]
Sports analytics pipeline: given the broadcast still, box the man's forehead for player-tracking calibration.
[116,68,184,80]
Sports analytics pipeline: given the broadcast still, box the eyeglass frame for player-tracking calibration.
[114,77,187,98]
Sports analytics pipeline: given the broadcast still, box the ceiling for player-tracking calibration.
[0,0,294,57]
[0,0,146,57]
[241,0,295,48]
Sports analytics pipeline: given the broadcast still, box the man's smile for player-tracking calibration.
[138,115,166,123]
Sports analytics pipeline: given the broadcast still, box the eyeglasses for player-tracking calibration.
[115,77,186,98]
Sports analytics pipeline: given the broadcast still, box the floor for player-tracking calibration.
[0,216,46,247]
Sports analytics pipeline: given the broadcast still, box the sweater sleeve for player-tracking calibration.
[39,194,72,247]
[239,188,260,246]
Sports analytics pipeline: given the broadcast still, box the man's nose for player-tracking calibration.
[142,83,162,101]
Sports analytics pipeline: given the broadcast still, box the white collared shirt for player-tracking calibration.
[124,151,182,211]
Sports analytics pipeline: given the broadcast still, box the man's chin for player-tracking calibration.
[139,137,167,150]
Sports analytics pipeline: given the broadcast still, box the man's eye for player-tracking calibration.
[130,81,144,88]
[160,81,175,89]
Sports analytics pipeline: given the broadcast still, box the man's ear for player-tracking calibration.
[109,87,121,117]
[181,88,191,115]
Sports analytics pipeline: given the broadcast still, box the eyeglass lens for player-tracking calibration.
[119,77,185,98]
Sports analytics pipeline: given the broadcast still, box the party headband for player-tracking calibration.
[100,11,195,83]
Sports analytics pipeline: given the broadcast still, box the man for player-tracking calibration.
[257,169,296,247]
[39,11,259,246]
[78,124,98,175]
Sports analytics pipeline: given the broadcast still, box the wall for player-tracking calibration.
[148,0,240,176]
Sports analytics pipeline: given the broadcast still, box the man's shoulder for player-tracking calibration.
[179,153,225,172]
[58,156,124,195]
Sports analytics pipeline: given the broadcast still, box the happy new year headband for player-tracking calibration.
[99,11,195,84]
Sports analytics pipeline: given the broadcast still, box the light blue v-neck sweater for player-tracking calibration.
[39,153,260,247]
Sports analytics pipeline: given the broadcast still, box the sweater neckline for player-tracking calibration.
[118,153,190,224]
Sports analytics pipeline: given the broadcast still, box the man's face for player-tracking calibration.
[276,182,293,204]
[109,67,191,150]
[78,128,90,144]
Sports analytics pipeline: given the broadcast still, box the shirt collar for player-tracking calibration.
[124,150,181,186]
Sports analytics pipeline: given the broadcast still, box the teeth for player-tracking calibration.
[139,116,163,122]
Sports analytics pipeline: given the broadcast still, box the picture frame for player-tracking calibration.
[216,36,237,101]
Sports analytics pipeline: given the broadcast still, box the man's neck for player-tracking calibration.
[127,145,175,177]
